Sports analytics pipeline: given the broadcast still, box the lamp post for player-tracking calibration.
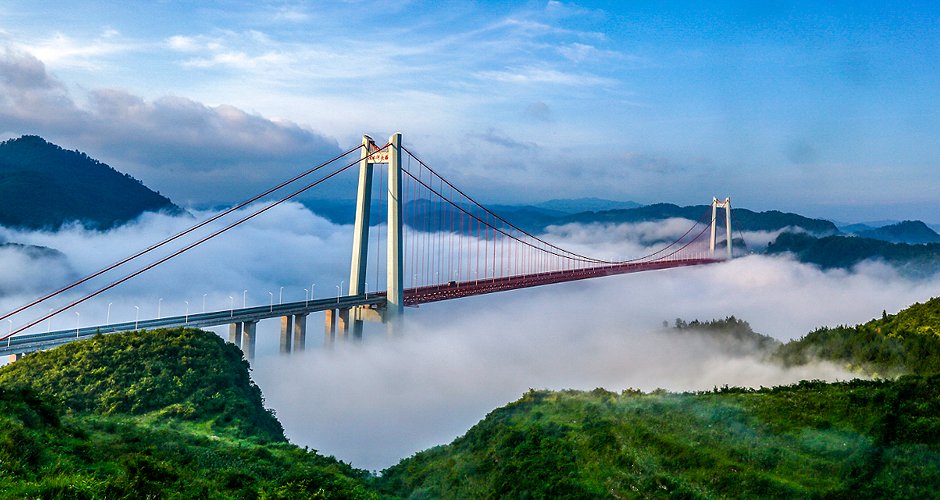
[135,306,139,330]
[75,312,80,337]
[202,294,207,313]
[279,286,284,305]
[269,292,273,312]
[48,308,53,333]
[158,298,163,319]
[304,289,309,307]
[184,301,189,324]
[243,290,247,308]
[107,302,112,326]
[229,296,234,317]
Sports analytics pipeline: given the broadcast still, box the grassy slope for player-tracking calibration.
[774,296,940,377]
[0,328,389,499]
[379,380,940,500]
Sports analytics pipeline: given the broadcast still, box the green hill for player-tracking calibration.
[774,296,940,377]
[378,380,940,499]
[0,135,182,230]
[0,328,385,499]
[766,232,940,277]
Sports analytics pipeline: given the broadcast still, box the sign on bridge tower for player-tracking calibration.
[709,197,733,259]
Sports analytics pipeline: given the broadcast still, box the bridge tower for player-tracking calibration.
[327,133,403,344]
[709,197,733,259]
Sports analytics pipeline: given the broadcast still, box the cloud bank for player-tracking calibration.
[3,209,940,471]
[0,47,342,205]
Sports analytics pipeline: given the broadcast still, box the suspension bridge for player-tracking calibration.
[0,133,741,361]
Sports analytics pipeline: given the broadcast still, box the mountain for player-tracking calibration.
[0,135,182,230]
[534,197,643,214]
[765,232,940,276]
[774,296,940,376]
[536,203,839,234]
[855,220,940,244]
[378,378,940,499]
[0,328,381,499]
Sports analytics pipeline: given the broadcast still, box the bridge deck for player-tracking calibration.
[0,294,385,357]
[2,257,721,357]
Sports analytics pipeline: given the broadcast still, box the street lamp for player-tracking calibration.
[243,290,248,308]
[203,294,207,313]
[229,296,234,317]
[75,312,80,337]
[47,308,53,333]
[158,298,163,319]
[279,286,284,305]
[269,292,274,312]
[304,288,309,307]
[335,285,340,303]
[135,306,139,330]
[107,302,112,326]
[184,301,189,324]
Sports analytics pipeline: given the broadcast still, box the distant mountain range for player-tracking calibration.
[4,135,940,278]
[0,135,182,230]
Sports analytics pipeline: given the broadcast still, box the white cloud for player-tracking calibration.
[2,209,939,471]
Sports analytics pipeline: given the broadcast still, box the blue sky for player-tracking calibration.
[1,1,938,222]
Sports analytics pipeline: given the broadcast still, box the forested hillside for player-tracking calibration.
[766,232,940,276]
[0,135,182,230]
[775,296,940,377]
[379,379,940,499]
[0,328,386,499]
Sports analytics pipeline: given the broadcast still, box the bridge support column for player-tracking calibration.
[229,322,243,350]
[280,315,293,354]
[386,132,404,337]
[242,321,257,361]
[293,314,307,352]
[9,352,23,363]
[324,310,336,348]
[337,308,350,341]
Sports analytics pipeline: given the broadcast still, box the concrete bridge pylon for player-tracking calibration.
[329,133,403,344]
[710,197,733,260]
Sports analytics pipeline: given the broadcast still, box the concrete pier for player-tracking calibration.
[293,314,307,352]
[324,309,336,347]
[280,315,293,354]
[229,322,242,349]
[242,321,257,360]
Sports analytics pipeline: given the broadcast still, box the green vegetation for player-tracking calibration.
[0,328,386,499]
[775,297,940,377]
[0,135,182,230]
[766,232,940,276]
[670,316,780,355]
[4,301,940,499]
[378,379,940,499]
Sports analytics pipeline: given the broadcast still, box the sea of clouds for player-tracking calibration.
[2,202,938,470]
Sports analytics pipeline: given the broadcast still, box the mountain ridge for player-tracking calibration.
[0,135,183,230]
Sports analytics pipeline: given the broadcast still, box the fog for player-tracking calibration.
[2,204,939,471]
